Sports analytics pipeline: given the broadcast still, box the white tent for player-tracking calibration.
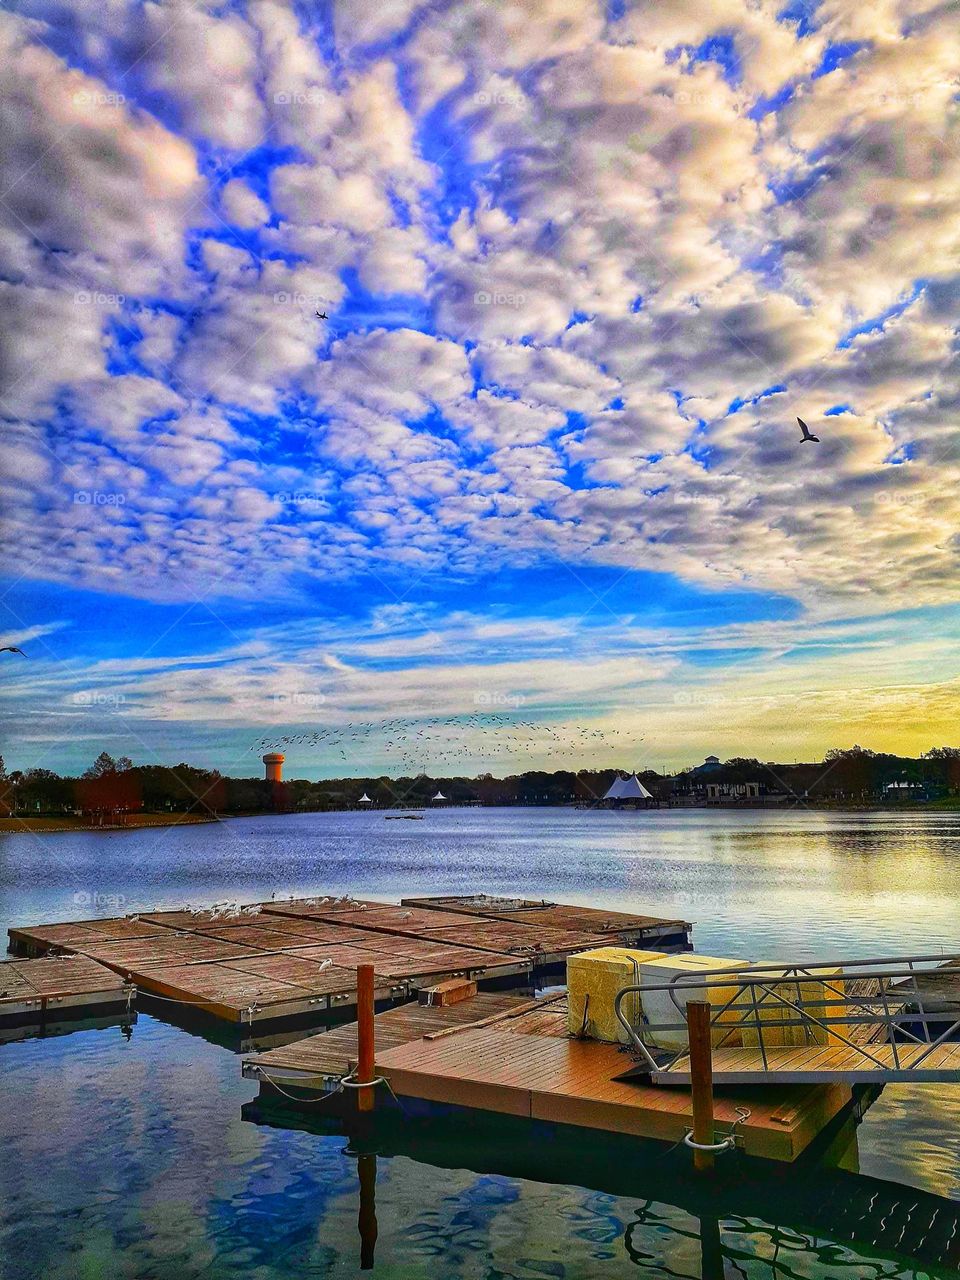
[358,793,372,803]
[620,774,653,800]
[432,790,447,802]
[603,774,653,802]
[602,775,629,800]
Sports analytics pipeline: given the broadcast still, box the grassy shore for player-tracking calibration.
[0,812,221,833]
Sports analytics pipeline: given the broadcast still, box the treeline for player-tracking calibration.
[3,745,960,817]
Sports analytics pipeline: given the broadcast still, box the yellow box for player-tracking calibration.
[566,947,667,1043]
[637,953,755,1050]
[740,966,847,1048]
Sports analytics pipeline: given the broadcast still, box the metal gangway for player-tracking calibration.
[612,954,960,1084]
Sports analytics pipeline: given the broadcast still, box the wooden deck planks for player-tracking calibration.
[372,1022,852,1160]
[399,895,692,942]
[7,893,688,1024]
[0,954,131,1023]
[244,987,853,1162]
[245,992,529,1082]
[656,1040,960,1083]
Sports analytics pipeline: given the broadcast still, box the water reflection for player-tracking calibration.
[246,1099,960,1278]
[2,809,960,1276]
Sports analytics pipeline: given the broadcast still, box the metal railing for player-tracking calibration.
[611,954,960,1079]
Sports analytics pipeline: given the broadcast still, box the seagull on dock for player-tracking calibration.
[797,417,820,443]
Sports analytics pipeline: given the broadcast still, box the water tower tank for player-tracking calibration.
[262,753,285,782]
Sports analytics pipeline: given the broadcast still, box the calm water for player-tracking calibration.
[1,807,959,1279]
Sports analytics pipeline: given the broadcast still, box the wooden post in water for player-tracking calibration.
[688,1000,715,1172]
[357,963,376,1113]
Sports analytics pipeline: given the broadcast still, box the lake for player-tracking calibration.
[1,807,959,1278]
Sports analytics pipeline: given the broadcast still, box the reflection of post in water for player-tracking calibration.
[358,1151,378,1271]
[698,1215,724,1280]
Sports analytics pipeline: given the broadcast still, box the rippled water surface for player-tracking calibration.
[1,807,959,1278]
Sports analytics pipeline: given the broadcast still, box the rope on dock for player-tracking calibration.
[247,1065,348,1106]
[682,1105,752,1155]
[249,1064,408,1113]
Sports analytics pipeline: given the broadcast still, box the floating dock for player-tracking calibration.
[0,954,134,1032]
[7,895,691,1026]
[244,990,855,1162]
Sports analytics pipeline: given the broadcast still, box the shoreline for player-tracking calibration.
[3,798,959,833]
[0,813,223,834]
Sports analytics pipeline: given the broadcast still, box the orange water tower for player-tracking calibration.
[263,753,285,782]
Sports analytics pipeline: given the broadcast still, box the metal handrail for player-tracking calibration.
[612,954,960,1077]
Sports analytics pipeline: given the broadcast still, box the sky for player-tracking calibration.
[1,0,959,779]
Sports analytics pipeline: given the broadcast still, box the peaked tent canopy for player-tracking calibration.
[603,775,629,800]
[432,791,447,801]
[603,774,653,801]
[358,793,372,803]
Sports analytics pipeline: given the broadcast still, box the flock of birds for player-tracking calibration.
[253,713,637,774]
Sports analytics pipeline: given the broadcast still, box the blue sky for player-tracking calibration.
[2,0,959,776]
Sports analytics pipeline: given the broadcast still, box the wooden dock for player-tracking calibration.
[0,954,134,1030]
[654,1040,960,1085]
[401,895,691,949]
[7,894,690,1025]
[244,991,855,1162]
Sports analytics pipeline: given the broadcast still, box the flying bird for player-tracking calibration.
[0,646,26,656]
[797,417,820,444]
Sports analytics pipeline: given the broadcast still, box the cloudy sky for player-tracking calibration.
[1,0,959,778]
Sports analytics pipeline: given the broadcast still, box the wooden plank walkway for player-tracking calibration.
[0,954,132,1025]
[243,991,854,1161]
[653,1040,960,1084]
[375,1029,852,1160]
[244,991,529,1084]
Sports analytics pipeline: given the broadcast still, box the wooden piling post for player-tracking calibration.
[688,1000,715,1172]
[356,963,376,1113]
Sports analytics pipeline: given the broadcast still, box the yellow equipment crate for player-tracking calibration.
[740,966,847,1048]
[637,953,755,1050]
[566,947,666,1043]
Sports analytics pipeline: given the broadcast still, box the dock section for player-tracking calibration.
[8,894,690,1026]
[0,954,134,1030]
[400,894,691,949]
[244,990,854,1162]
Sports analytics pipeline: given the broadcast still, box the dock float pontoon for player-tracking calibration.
[0,954,135,1033]
[243,989,856,1162]
[7,895,692,1026]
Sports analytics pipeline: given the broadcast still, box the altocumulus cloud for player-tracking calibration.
[2,0,960,767]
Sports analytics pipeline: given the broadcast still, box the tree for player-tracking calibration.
[84,752,117,779]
